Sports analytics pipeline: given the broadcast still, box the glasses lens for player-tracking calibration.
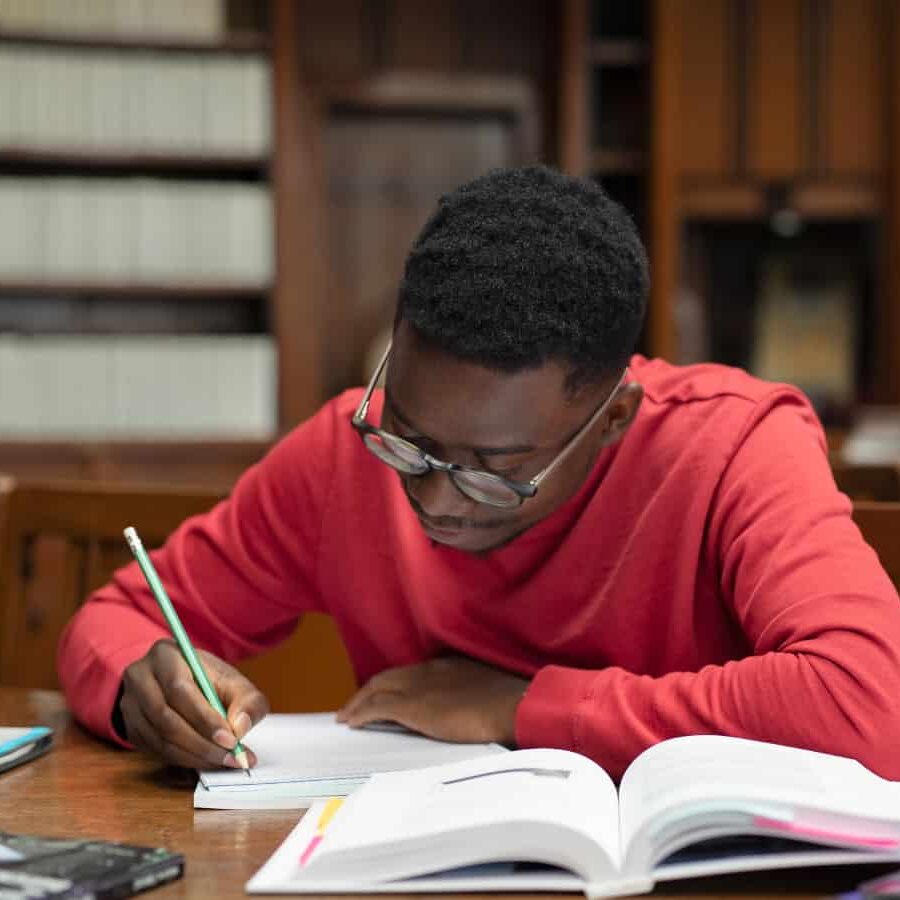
[452,471,523,509]
[364,432,429,475]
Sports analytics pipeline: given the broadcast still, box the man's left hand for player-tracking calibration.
[336,656,530,745]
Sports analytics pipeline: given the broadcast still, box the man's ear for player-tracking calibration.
[598,382,643,448]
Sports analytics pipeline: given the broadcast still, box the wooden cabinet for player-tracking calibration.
[679,0,887,190]
[559,0,900,406]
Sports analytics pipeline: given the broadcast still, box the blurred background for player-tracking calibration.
[0,0,898,485]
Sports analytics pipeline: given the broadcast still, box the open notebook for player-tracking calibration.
[195,713,506,809]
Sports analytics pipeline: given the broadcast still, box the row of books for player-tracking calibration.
[0,0,226,38]
[0,47,270,155]
[0,177,273,285]
[0,334,276,436]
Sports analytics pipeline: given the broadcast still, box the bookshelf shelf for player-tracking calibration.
[0,28,269,54]
[586,39,649,66]
[0,149,269,180]
[0,281,269,301]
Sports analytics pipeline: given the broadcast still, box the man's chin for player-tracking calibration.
[420,519,525,553]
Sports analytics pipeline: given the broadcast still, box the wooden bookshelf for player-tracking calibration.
[0,28,269,54]
[0,149,268,179]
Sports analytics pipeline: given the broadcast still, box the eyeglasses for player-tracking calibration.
[351,341,628,509]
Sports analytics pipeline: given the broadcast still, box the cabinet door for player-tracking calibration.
[678,0,887,183]
[679,0,739,179]
[746,0,804,179]
[818,0,885,178]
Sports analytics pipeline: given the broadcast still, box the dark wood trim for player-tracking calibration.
[270,0,327,429]
[681,179,881,220]
[0,149,268,180]
[881,2,900,402]
[0,281,269,301]
[558,0,589,174]
[734,0,750,176]
[0,27,269,54]
[648,0,679,362]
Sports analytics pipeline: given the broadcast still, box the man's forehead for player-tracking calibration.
[385,332,586,450]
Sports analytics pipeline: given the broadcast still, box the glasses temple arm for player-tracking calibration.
[354,341,393,422]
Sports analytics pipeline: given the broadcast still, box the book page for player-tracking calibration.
[305,748,623,883]
[619,735,900,872]
[200,713,506,788]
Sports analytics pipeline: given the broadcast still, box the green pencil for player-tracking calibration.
[123,526,251,777]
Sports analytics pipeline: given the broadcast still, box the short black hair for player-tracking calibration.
[397,165,649,393]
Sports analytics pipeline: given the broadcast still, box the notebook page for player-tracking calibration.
[200,713,506,789]
[619,735,900,860]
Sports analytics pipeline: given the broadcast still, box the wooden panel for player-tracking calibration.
[558,0,589,173]
[820,0,886,177]
[747,0,804,179]
[678,0,735,177]
[882,2,900,403]
[272,0,328,427]
[295,0,374,81]
[323,113,516,395]
[461,0,549,76]
[387,0,463,70]
[853,501,900,589]
[648,0,680,362]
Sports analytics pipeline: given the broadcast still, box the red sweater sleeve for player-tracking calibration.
[57,399,340,744]
[516,394,900,780]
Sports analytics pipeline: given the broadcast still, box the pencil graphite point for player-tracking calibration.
[233,747,252,777]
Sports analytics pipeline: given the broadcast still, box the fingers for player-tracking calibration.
[210,656,269,740]
[338,686,410,729]
[122,689,227,770]
[121,639,262,769]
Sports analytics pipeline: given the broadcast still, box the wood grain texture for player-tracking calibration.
[0,686,870,899]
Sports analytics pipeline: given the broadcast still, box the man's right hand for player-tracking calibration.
[118,639,269,770]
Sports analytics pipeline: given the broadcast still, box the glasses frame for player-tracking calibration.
[351,341,628,508]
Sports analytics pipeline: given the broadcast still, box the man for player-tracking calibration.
[58,166,900,781]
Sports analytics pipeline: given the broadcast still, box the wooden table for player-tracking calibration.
[0,687,884,899]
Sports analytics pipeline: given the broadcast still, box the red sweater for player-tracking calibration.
[58,356,900,780]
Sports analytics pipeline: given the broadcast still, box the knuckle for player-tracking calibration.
[163,675,195,699]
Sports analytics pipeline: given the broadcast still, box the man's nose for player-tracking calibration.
[407,468,472,519]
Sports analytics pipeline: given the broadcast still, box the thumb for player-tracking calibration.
[203,653,269,742]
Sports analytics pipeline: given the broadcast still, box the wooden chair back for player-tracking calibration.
[833,463,900,501]
[0,477,355,710]
[852,501,900,589]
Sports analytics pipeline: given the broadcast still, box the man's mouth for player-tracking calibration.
[418,518,467,540]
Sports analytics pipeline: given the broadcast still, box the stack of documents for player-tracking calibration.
[194,713,507,810]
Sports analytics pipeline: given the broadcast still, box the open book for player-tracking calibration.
[195,713,506,809]
[248,735,900,897]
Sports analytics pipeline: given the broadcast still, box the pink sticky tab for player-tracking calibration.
[753,815,900,849]
[299,834,323,867]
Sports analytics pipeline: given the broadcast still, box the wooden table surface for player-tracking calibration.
[0,687,880,899]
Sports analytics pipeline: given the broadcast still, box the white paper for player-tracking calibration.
[200,713,506,790]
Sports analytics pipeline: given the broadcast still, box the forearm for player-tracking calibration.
[516,632,900,781]
[57,593,168,745]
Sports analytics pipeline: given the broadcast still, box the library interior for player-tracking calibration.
[3,1,900,898]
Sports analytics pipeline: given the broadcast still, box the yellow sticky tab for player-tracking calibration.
[316,797,344,834]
